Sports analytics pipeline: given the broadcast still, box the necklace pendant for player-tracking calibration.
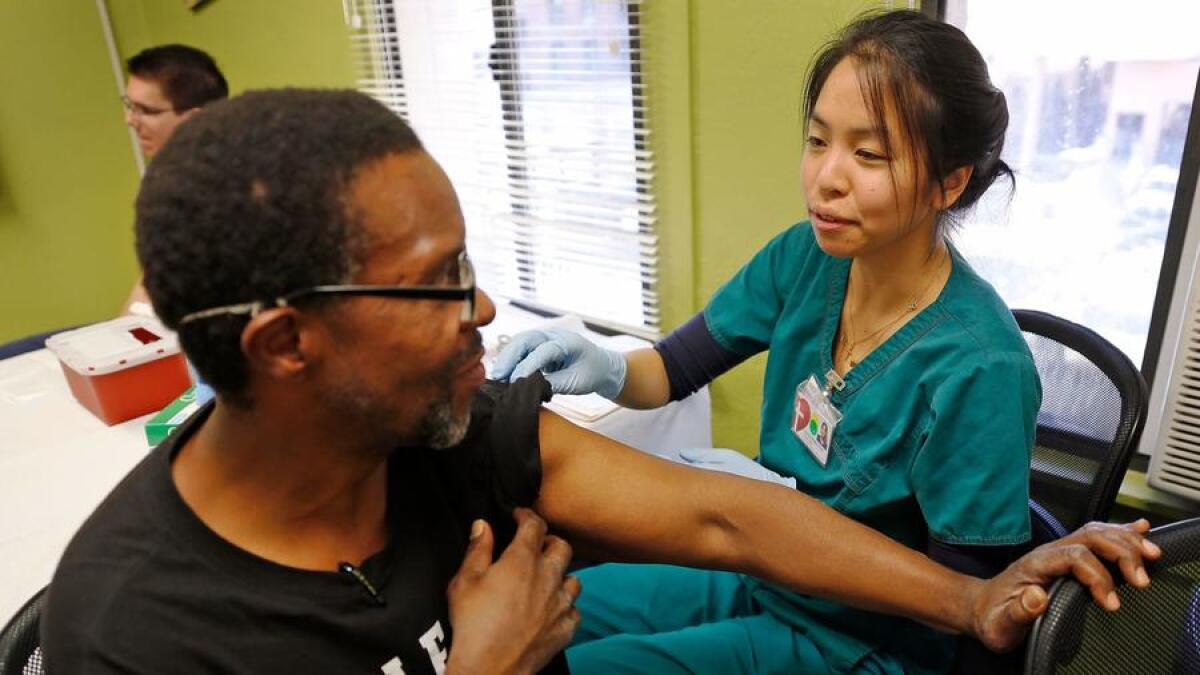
[906,301,918,311]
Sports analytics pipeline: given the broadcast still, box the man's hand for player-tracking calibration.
[446,508,582,675]
[967,519,1162,652]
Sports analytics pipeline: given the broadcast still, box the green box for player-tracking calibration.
[144,385,208,447]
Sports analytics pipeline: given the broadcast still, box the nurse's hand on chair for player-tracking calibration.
[491,328,628,400]
[677,448,797,489]
[969,519,1161,652]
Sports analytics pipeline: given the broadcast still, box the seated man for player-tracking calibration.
[120,44,228,315]
[42,89,1159,675]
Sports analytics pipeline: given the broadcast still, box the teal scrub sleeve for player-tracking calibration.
[910,352,1040,545]
[703,225,811,358]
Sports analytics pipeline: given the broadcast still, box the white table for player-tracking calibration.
[0,349,152,623]
[0,304,711,622]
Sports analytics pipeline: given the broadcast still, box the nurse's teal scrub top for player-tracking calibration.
[703,221,1041,673]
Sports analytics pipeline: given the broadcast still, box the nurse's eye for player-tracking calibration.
[805,135,827,149]
[856,148,888,162]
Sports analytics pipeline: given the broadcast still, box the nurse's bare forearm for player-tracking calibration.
[612,347,671,409]
[536,410,980,636]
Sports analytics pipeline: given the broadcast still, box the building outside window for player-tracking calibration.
[944,0,1200,369]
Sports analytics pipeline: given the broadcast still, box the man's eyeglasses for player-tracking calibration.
[178,251,477,325]
[121,95,175,119]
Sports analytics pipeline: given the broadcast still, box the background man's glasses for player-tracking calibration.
[121,96,174,118]
[179,251,477,325]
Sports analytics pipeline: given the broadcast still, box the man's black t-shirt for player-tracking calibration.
[41,376,566,674]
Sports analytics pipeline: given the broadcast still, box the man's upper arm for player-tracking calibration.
[533,408,751,567]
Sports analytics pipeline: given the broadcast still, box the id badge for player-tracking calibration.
[791,373,843,467]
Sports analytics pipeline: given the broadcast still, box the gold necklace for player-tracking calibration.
[838,248,948,370]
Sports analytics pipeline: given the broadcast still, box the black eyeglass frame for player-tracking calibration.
[282,283,476,322]
[178,252,476,324]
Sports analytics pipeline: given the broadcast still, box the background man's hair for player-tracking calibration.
[135,89,423,405]
[127,44,229,110]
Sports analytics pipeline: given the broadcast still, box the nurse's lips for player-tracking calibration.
[810,207,857,230]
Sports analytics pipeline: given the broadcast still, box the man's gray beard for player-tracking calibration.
[417,397,471,449]
[322,378,469,450]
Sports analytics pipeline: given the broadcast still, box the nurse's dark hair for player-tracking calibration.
[135,89,423,406]
[803,10,1012,233]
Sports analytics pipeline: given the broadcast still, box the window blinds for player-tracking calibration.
[348,0,659,338]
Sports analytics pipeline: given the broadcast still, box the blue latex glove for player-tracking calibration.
[490,328,628,400]
[676,448,797,489]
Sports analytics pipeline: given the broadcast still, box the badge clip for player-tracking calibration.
[824,369,845,395]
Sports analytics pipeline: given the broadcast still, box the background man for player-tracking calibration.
[122,44,227,159]
[121,44,228,314]
[42,89,1159,674]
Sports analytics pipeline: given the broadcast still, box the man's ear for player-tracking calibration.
[935,165,974,211]
[239,308,315,382]
[178,107,201,123]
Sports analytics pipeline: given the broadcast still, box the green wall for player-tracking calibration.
[109,0,355,93]
[0,1,142,340]
[0,0,354,343]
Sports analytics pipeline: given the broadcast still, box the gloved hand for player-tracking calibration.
[490,328,628,400]
[676,448,797,489]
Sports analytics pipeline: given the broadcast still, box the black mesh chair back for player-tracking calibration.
[1015,309,1149,533]
[0,586,45,675]
[1026,517,1200,674]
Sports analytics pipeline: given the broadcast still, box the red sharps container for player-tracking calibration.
[45,317,192,425]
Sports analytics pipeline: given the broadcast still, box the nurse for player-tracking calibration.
[494,10,1038,674]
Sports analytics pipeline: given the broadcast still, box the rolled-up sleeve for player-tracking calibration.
[911,352,1040,545]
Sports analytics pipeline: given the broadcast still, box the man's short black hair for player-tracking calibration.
[136,89,424,405]
[127,44,228,110]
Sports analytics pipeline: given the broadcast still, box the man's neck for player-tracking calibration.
[171,400,392,571]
